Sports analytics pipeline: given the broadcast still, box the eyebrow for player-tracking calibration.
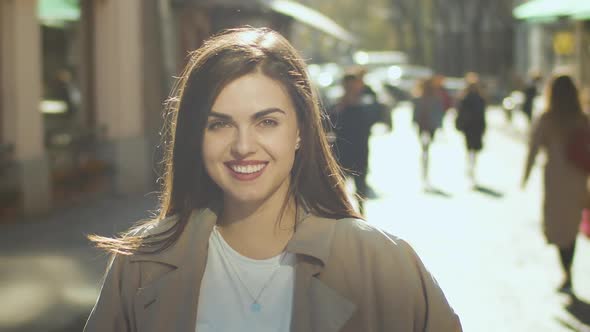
[208,108,286,121]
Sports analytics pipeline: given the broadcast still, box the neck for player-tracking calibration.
[217,188,297,260]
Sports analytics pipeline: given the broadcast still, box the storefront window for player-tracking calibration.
[39,0,111,204]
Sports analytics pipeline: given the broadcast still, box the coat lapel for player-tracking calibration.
[289,215,357,332]
[130,208,217,332]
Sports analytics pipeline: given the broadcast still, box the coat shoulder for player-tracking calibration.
[334,218,407,245]
[129,214,180,238]
[332,218,420,275]
[328,218,462,331]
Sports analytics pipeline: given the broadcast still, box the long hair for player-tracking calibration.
[546,75,582,116]
[90,27,360,255]
[416,78,436,98]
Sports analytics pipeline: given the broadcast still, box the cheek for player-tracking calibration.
[268,138,298,163]
[261,129,298,155]
[201,135,221,168]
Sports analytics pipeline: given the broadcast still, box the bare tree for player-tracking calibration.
[388,0,514,78]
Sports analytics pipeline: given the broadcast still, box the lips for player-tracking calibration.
[224,160,268,181]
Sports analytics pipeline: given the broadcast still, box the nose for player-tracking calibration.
[230,127,256,157]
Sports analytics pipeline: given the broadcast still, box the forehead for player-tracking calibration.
[210,73,296,116]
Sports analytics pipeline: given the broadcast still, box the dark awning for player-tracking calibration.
[266,0,357,44]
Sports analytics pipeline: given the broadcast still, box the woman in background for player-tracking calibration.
[456,80,487,186]
[413,78,445,188]
[522,75,590,295]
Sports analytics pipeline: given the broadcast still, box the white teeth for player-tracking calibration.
[230,164,265,174]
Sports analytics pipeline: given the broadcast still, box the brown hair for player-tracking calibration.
[90,27,360,255]
[546,75,582,116]
[417,78,436,97]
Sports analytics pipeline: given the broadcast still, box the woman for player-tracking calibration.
[522,75,590,295]
[456,81,487,186]
[84,28,461,331]
[413,78,445,188]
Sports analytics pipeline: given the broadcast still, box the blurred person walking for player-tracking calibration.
[330,69,383,213]
[456,80,487,187]
[412,78,445,188]
[433,74,453,113]
[522,75,590,295]
[522,73,542,122]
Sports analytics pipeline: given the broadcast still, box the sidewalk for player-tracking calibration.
[0,194,157,332]
[365,104,590,331]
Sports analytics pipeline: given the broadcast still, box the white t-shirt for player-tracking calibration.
[196,226,295,332]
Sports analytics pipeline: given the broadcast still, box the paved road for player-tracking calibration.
[0,104,589,331]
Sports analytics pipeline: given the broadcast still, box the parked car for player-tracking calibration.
[352,50,408,71]
[366,64,434,103]
[442,77,467,99]
[307,62,345,107]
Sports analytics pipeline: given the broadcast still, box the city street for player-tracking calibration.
[364,103,590,331]
[1,103,589,331]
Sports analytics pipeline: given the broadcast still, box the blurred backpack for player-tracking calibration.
[566,126,590,173]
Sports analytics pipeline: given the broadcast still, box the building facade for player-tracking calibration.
[0,0,353,219]
[513,0,590,91]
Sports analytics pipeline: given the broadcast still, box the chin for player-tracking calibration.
[225,189,269,205]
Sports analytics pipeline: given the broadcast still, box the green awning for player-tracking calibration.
[571,2,590,19]
[38,0,80,22]
[514,0,590,21]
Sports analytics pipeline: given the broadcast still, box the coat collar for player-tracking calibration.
[129,208,216,266]
[130,207,336,267]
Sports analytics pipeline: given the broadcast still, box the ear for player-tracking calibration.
[295,136,301,150]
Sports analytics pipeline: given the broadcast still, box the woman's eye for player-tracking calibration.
[259,119,279,127]
[207,121,230,130]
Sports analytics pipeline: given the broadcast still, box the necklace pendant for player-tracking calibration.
[250,302,261,312]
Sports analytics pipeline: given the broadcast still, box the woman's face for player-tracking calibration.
[202,72,300,205]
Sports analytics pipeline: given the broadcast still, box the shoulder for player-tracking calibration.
[126,214,180,238]
[533,112,551,130]
[106,214,183,277]
[331,218,417,265]
[332,218,392,240]
[325,218,462,329]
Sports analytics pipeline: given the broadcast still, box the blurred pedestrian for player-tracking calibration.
[456,80,487,186]
[433,74,453,113]
[522,73,542,122]
[84,28,461,331]
[358,66,393,130]
[330,68,382,213]
[53,68,78,117]
[522,75,590,295]
[412,78,445,188]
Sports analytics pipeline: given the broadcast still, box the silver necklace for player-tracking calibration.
[214,227,286,313]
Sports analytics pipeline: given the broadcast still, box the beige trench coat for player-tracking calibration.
[84,208,462,332]
[524,112,590,247]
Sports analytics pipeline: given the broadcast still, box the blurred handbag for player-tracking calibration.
[581,209,590,238]
[566,126,590,173]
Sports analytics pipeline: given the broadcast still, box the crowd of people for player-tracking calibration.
[326,65,590,300]
[327,68,490,197]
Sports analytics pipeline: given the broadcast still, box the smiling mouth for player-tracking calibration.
[224,161,268,181]
[229,164,266,174]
